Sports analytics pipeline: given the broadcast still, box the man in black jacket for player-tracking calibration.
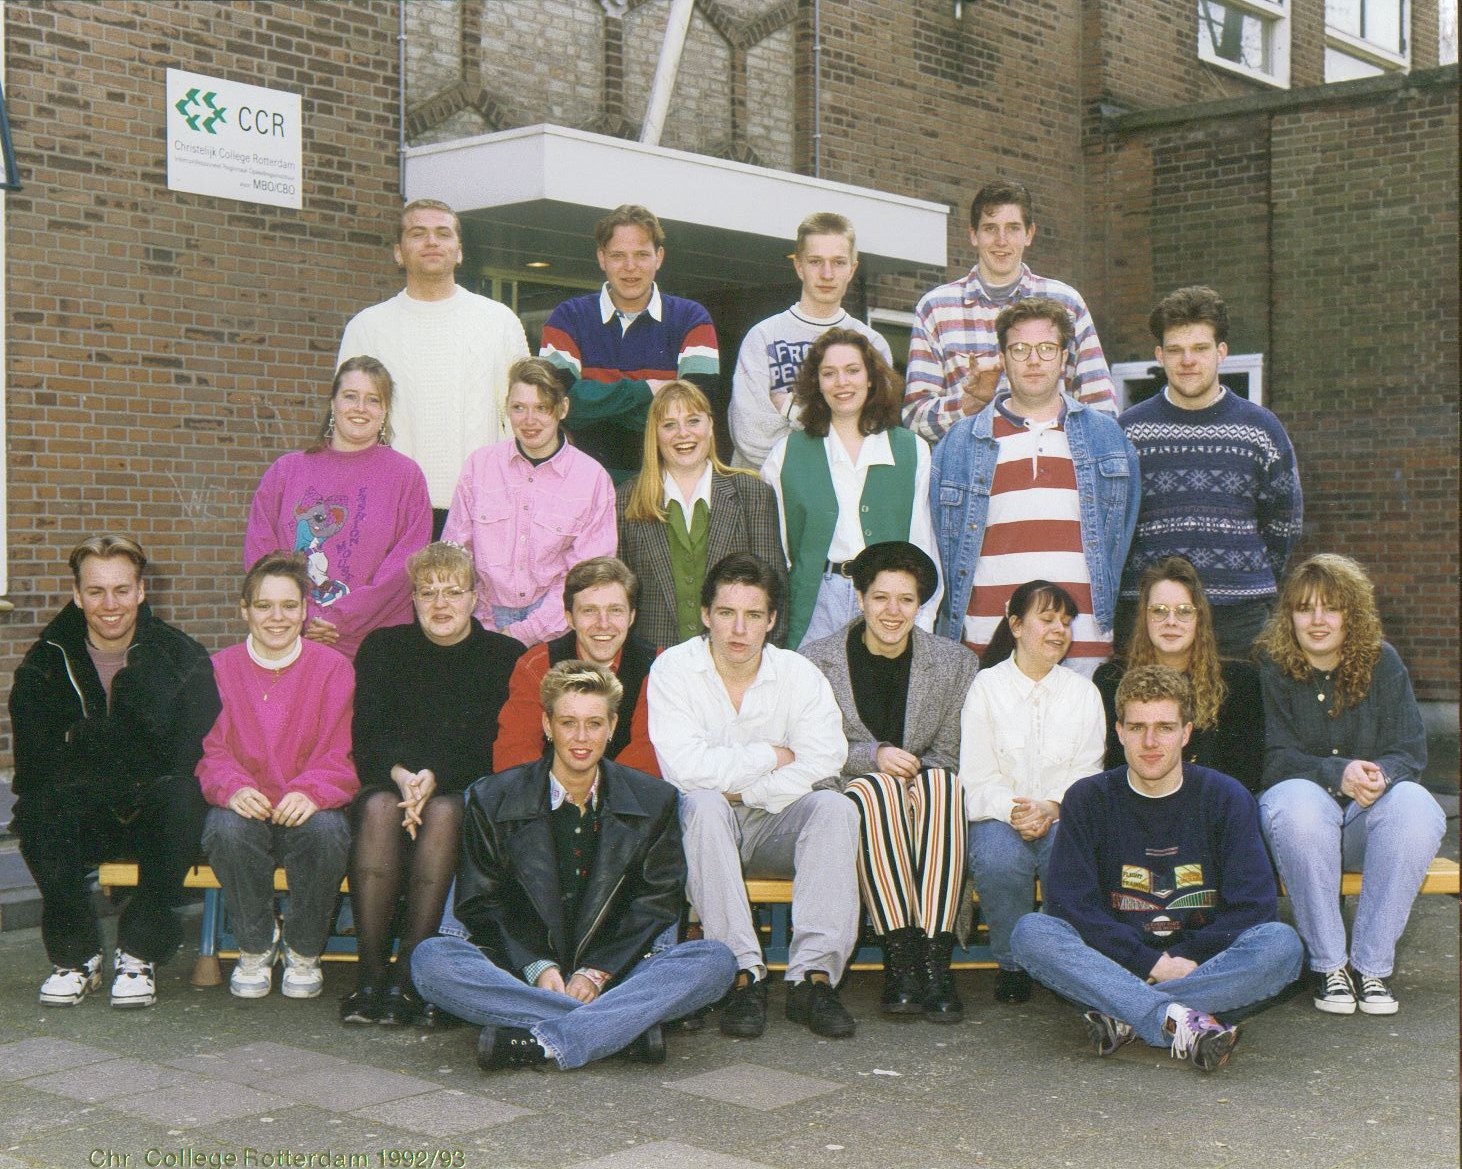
[412,660,734,1070]
[9,535,220,1008]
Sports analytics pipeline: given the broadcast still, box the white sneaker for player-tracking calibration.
[39,954,103,1006]
[280,945,324,999]
[110,949,157,1008]
[230,927,280,999]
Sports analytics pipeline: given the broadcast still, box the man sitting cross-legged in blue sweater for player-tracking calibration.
[1011,664,1301,1073]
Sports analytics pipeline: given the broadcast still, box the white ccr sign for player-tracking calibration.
[165,67,303,210]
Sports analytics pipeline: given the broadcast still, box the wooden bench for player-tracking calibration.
[99,857,1461,981]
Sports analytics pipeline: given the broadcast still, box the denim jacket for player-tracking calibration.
[929,393,1140,639]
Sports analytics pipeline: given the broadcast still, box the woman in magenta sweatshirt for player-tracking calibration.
[245,356,432,659]
[199,552,358,1001]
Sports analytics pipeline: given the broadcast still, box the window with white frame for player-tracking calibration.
[1110,353,1266,412]
[1325,0,1409,81]
[1198,0,1292,88]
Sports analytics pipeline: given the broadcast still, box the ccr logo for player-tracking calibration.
[175,88,227,134]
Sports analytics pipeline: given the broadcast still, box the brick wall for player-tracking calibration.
[1,0,403,758]
[1091,68,1459,699]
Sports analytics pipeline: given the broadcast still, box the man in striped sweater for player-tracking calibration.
[903,180,1117,445]
[930,297,1139,677]
[540,205,720,483]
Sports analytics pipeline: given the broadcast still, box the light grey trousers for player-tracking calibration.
[678,788,860,982]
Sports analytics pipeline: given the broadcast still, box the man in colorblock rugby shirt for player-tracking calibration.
[539,205,720,483]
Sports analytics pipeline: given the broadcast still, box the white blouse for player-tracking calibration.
[959,656,1106,823]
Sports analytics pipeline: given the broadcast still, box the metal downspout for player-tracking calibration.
[640,0,696,145]
[398,0,407,198]
[812,0,822,177]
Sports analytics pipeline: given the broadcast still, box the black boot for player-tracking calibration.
[923,931,964,1023]
[879,926,927,1016]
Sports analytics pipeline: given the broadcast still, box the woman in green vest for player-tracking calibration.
[615,381,786,649]
[762,328,940,649]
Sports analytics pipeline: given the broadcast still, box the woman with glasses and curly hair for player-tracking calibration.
[1094,556,1264,792]
[762,327,939,650]
[1255,553,1444,1017]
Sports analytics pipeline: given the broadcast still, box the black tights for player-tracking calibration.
[347,790,463,992]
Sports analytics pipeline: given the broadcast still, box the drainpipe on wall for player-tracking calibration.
[398,0,407,198]
[812,0,822,177]
[640,0,695,146]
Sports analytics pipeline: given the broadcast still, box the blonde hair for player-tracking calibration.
[1122,557,1226,731]
[623,380,752,523]
[1257,553,1383,716]
[539,659,623,718]
[406,542,475,592]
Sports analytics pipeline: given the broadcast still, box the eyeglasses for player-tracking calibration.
[414,586,471,603]
[1004,341,1062,362]
[1147,603,1198,623]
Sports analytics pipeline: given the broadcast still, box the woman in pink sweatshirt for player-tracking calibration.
[246,356,432,659]
[198,552,358,1001]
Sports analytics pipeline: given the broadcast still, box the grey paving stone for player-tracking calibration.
[0,1084,110,1144]
[663,1062,841,1111]
[352,1088,533,1137]
[109,1078,292,1129]
[7,1112,187,1169]
[268,1062,443,1111]
[163,1040,351,1084]
[0,1038,118,1082]
[21,1056,190,1103]
[198,1102,436,1165]
[564,1141,776,1169]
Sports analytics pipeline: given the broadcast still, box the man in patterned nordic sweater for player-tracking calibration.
[540,204,720,483]
[1117,286,1302,657]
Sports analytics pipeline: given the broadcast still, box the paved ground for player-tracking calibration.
[0,827,1454,1169]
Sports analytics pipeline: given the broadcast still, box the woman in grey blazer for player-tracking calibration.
[616,381,786,649]
[800,542,979,1023]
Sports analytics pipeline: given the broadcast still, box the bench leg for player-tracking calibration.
[190,887,223,987]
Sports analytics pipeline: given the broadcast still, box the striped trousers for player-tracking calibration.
[844,767,966,937]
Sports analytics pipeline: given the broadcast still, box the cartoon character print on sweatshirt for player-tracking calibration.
[1110,846,1219,940]
[293,492,352,607]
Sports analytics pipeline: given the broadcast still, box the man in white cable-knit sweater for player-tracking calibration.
[338,198,529,533]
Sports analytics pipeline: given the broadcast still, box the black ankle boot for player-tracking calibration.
[923,931,964,1023]
[880,926,927,1016]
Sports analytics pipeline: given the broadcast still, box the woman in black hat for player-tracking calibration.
[800,541,979,1023]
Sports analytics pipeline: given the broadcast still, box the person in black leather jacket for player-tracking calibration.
[9,535,219,1009]
[410,660,734,1070]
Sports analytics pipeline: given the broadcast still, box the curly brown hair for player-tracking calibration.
[1121,557,1226,731]
[1256,553,1383,716]
[792,327,903,438]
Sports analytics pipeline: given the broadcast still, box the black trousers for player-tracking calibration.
[14,775,208,967]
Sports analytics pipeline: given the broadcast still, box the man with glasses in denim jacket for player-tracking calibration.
[930,297,1139,677]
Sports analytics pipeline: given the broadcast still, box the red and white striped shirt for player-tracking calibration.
[961,402,1112,671]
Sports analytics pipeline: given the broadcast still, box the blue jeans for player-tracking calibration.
[1258,779,1445,977]
[411,934,736,1069]
[1011,914,1302,1047]
[967,819,1057,970]
[492,595,544,630]
[798,573,860,649]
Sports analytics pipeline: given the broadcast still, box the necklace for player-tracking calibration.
[1312,668,1333,706]
[246,636,301,702]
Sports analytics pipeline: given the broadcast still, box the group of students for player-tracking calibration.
[7,188,1446,1078]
